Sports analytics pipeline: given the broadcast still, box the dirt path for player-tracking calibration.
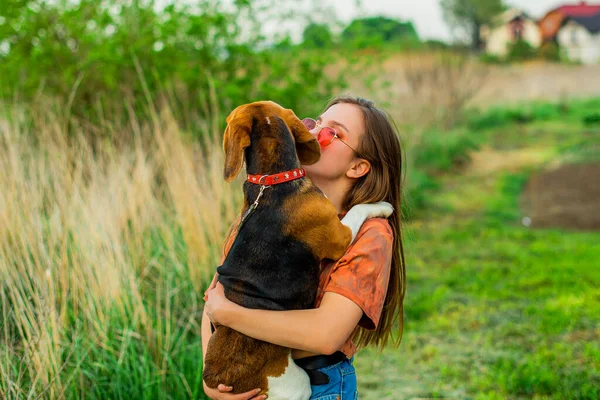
[520,162,600,231]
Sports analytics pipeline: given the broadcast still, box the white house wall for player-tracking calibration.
[486,20,542,57]
[558,23,600,64]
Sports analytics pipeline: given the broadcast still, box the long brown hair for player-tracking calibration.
[325,95,406,350]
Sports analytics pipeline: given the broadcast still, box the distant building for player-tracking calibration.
[557,13,600,63]
[481,9,542,57]
[539,1,600,43]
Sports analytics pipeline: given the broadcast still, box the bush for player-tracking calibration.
[583,112,600,125]
[340,16,419,50]
[412,128,481,173]
[479,53,505,64]
[538,42,561,62]
[507,39,537,62]
[467,102,565,131]
[302,23,334,49]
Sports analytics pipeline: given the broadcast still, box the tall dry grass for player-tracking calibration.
[0,99,240,399]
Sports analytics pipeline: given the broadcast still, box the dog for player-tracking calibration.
[202,101,392,400]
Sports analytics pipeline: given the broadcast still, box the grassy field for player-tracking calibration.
[0,104,239,399]
[355,99,600,399]
[1,96,599,399]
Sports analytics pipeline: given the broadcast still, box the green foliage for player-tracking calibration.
[0,0,346,129]
[302,23,333,49]
[583,112,600,126]
[507,39,537,62]
[467,102,566,131]
[538,42,561,62]
[340,16,419,49]
[404,128,481,219]
[412,129,481,173]
[485,171,530,221]
[424,39,450,50]
[479,53,505,64]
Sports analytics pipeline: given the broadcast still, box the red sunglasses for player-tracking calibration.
[301,118,362,157]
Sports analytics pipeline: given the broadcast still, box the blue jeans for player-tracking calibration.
[309,357,357,400]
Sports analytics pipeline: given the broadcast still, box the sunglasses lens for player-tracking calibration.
[317,127,336,147]
[302,118,316,130]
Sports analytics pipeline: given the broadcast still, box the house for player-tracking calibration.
[539,1,600,43]
[481,9,542,57]
[557,13,600,63]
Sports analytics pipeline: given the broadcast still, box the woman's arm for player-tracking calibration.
[205,283,363,355]
[201,306,212,364]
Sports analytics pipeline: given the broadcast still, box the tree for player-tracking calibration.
[341,16,419,49]
[440,0,505,51]
[302,23,333,49]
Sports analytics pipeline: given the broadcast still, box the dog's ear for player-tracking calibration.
[223,107,253,182]
[284,111,321,165]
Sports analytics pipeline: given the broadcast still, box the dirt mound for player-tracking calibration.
[521,162,600,231]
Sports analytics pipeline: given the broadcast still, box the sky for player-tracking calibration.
[305,0,571,41]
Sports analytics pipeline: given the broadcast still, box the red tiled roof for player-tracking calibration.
[557,2,600,17]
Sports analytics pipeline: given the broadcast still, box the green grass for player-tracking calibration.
[355,99,600,399]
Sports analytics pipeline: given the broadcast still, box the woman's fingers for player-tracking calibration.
[217,384,233,392]
[203,273,220,301]
[233,388,264,400]
[249,393,268,400]
[214,385,263,400]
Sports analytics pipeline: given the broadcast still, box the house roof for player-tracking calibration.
[557,2,600,17]
[567,13,600,32]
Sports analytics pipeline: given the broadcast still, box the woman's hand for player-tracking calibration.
[203,382,266,400]
[205,282,236,326]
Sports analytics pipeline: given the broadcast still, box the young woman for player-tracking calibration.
[202,95,406,399]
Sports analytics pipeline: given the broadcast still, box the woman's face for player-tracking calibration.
[302,102,365,181]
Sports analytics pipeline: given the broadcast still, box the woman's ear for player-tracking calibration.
[346,159,371,179]
[284,110,321,165]
[223,106,253,182]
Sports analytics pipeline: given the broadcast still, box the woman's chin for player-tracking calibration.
[302,163,321,178]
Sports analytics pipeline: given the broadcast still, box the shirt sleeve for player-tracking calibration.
[322,218,394,330]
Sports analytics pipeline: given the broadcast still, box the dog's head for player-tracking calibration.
[222,101,320,182]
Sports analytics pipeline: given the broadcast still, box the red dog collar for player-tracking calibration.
[247,168,306,186]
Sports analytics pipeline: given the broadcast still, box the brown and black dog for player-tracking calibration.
[202,101,392,399]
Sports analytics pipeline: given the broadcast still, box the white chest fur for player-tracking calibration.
[266,354,311,400]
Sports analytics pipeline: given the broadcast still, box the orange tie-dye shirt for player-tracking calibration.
[217,215,394,358]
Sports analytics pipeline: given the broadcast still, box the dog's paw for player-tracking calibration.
[341,201,394,244]
[355,201,394,219]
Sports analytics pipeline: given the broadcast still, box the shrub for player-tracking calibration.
[507,39,537,62]
[467,102,564,131]
[479,53,505,64]
[583,112,600,125]
[412,128,481,173]
[538,42,561,62]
